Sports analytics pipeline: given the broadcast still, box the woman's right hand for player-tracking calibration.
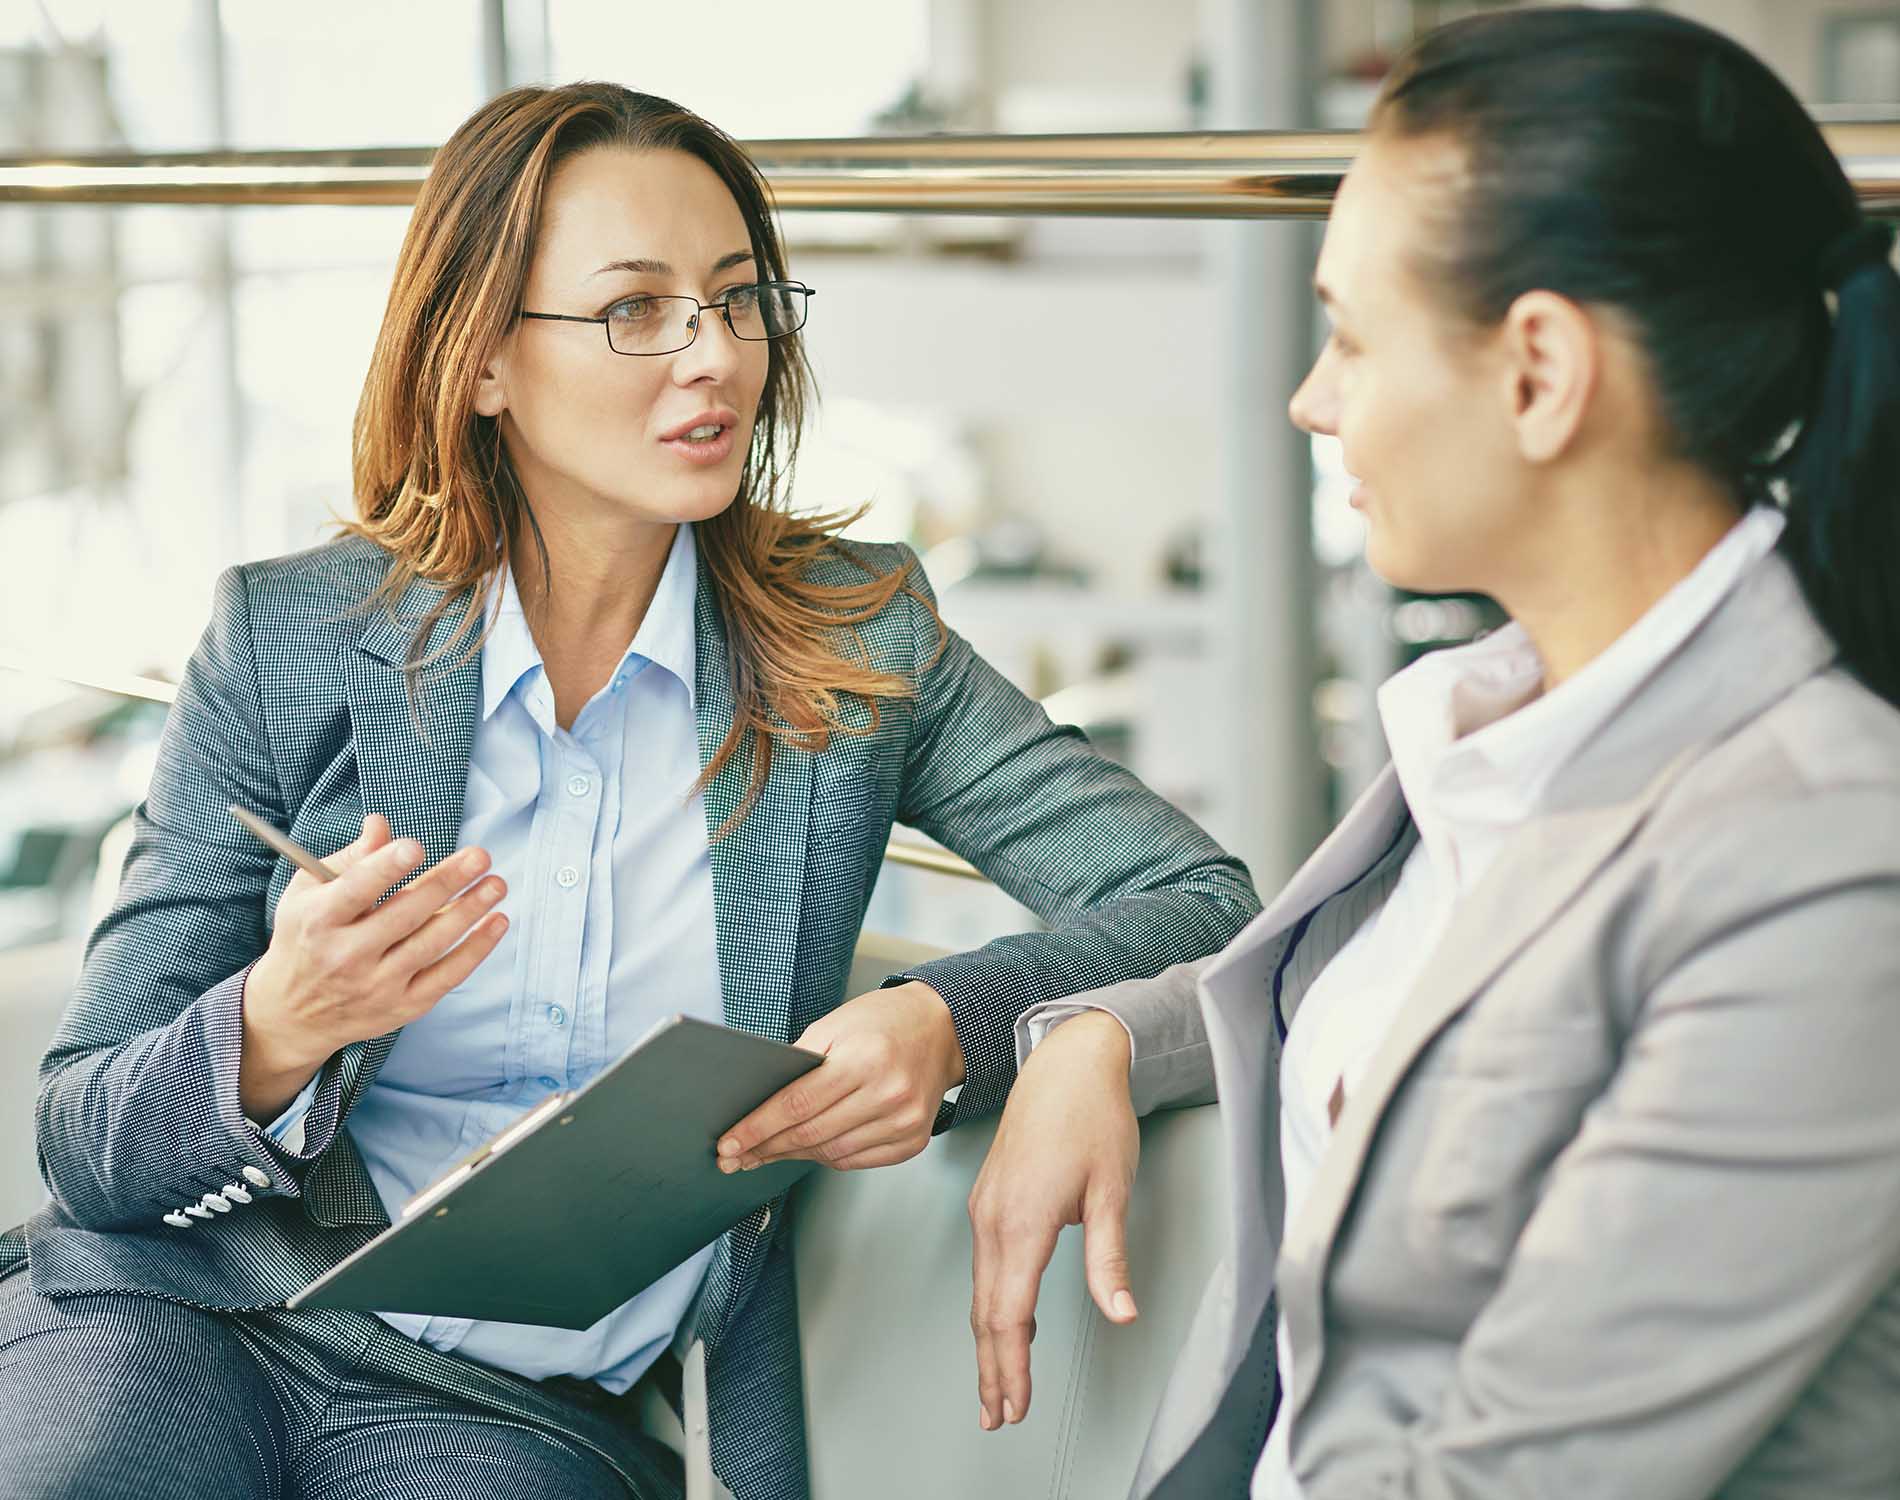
[239,813,508,1121]
[967,1009,1141,1432]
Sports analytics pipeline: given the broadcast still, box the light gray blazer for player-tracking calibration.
[1064,551,1900,1499]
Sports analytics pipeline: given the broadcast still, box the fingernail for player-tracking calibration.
[979,1406,994,1432]
[1003,1399,1017,1424]
[717,1138,739,1157]
[1113,1290,1137,1320]
[717,1159,736,1175]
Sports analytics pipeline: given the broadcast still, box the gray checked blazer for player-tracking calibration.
[0,531,1258,1500]
[1057,549,1900,1500]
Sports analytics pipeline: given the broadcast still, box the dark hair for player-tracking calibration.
[1372,7,1900,705]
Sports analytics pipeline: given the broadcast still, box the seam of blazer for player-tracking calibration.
[1755,677,1900,796]
[231,562,291,816]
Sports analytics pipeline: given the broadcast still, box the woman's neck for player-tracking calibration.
[1496,463,1743,691]
[509,512,680,727]
[513,512,674,635]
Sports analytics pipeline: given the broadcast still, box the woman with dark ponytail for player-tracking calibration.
[969,9,1900,1498]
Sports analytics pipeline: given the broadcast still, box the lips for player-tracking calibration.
[660,411,742,468]
[659,408,740,443]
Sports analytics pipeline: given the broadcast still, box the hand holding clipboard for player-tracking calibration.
[228,807,825,1329]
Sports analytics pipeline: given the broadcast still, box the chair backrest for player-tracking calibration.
[792,946,1227,1499]
[0,938,83,1227]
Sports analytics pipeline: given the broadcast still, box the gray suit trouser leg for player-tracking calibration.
[0,1274,674,1499]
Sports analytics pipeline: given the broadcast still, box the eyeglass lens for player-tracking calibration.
[607,283,809,355]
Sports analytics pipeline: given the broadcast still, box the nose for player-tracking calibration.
[671,304,744,386]
[1288,344,1338,437]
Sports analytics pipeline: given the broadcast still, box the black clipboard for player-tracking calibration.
[287,1016,823,1329]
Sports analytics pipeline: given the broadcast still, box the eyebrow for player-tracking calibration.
[590,249,756,278]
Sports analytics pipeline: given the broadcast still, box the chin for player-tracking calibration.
[1362,525,1410,589]
[1366,542,1479,598]
[614,472,745,527]
[672,480,747,526]
[1363,528,1443,596]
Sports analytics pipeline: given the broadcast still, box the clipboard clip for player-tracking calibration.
[400,1090,573,1218]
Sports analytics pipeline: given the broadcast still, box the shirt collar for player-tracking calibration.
[1379,503,1787,822]
[479,522,700,724]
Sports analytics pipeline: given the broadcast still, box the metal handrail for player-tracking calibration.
[2,125,1896,214]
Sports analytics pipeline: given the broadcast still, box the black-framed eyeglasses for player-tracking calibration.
[519,281,816,356]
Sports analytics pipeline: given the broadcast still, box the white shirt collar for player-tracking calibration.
[480,522,700,723]
[1378,505,1787,852]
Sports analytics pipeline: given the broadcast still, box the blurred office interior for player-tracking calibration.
[1,0,1896,967]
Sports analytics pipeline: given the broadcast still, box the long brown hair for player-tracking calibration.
[344,82,941,829]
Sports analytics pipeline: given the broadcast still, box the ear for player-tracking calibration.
[472,335,511,419]
[1497,290,1597,465]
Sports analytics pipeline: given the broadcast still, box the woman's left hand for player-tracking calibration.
[717,981,965,1173]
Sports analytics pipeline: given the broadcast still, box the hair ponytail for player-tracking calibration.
[1776,224,1900,706]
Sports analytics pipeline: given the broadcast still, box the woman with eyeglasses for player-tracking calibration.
[0,84,1257,1500]
[968,9,1900,1498]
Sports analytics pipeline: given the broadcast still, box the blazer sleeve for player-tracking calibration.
[1014,956,1220,1117]
[35,566,349,1233]
[887,553,1260,1127]
[1304,788,1900,1500]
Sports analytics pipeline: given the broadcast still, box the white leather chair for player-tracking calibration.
[0,821,1227,1499]
[795,942,1226,1498]
[0,938,78,1227]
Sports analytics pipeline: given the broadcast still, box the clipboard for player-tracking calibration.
[288,1015,824,1329]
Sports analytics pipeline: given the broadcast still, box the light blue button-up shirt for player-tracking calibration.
[269,522,724,1393]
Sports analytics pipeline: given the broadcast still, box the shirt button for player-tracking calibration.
[241,1166,271,1188]
[547,1005,566,1027]
[556,865,580,889]
[538,1075,561,1091]
[567,775,590,797]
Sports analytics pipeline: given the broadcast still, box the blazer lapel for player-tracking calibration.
[1277,550,1841,1424]
[340,578,481,1101]
[694,567,812,1044]
[1205,765,1406,998]
[1190,765,1409,1376]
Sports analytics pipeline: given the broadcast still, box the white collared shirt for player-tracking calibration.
[1254,504,1788,1497]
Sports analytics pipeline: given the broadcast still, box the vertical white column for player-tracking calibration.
[481,0,509,98]
[1202,0,1328,893]
[928,0,992,122]
[196,0,252,560]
